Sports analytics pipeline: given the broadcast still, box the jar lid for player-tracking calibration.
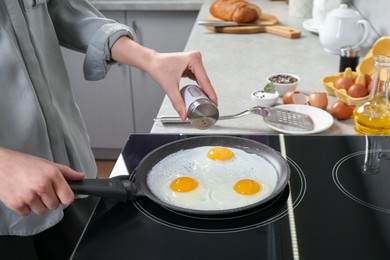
[187,99,219,129]
[340,45,361,57]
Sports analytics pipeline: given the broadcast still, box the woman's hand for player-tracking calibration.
[111,37,218,120]
[147,50,218,120]
[0,147,85,216]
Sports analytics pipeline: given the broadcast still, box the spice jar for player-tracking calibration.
[180,84,219,130]
[353,55,390,134]
[339,45,360,72]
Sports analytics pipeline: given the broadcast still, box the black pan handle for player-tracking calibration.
[68,177,136,203]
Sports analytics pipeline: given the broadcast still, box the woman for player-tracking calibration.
[0,0,217,257]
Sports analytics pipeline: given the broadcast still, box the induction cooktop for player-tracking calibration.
[70,134,390,260]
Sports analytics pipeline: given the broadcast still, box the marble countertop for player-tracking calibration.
[151,0,358,135]
[90,0,204,11]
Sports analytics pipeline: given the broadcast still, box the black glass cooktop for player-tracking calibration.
[71,134,390,260]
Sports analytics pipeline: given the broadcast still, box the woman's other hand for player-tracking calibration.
[0,147,85,216]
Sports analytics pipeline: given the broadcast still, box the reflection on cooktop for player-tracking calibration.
[333,149,390,214]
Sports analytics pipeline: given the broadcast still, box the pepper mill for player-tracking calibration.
[339,45,360,72]
[180,84,219,130]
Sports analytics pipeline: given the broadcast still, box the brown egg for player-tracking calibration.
[308,92,328,110]
[330,100,355,120]
[347,84,369,98]
[364,74,372,87]
[335,76,354,91]
[355,73,372,88]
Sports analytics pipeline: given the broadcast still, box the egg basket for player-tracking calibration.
[320,71,369,106]
[356,36,390,77]
[321,37,390,106]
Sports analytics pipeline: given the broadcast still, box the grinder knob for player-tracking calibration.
[180,85,219,130]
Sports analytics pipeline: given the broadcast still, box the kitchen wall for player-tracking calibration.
[350,0,388,45]
[352,0,389,36]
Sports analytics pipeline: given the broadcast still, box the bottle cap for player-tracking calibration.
[187,99,219,130]
[340,45,360,57]
[180,84,219,130]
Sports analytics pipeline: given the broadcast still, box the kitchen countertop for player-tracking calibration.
[90,0,204,11]
[150,0,358,135]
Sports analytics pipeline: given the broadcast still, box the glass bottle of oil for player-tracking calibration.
[353,55,390,134]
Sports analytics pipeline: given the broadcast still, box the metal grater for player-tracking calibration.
[263,107,315,131]
[155,106,315,131]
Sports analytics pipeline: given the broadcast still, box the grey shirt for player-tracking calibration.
[0,0,135,235]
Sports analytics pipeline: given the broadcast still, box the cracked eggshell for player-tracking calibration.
[292,93,309,105]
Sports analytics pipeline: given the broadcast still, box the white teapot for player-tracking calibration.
[319,4,370,54]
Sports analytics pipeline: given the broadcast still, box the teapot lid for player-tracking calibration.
[329,4,362,18]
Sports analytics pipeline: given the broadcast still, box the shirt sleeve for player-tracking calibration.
[48,0,136,80]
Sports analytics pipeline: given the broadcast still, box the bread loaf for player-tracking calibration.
[210,0,262,23]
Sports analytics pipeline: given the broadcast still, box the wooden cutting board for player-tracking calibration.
[204,13,301,38]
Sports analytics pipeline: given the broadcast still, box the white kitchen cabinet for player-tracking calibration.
[61,11,133,159]
[61,10,197,159]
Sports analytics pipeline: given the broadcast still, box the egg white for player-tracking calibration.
[146,146,278,211]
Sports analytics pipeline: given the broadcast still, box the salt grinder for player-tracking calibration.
[180,84,219,130]
[339,45,360,72]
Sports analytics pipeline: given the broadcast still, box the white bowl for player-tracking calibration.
[267,73,300,97]
[251,90,279,107]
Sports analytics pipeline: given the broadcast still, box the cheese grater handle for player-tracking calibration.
[250,106,271,117]
[155,107,267,124]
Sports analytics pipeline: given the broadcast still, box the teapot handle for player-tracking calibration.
[357,19,370,47]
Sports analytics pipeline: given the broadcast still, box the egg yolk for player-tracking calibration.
[234,179,261,195]
[170,177,198,192]
[207,147,235,161]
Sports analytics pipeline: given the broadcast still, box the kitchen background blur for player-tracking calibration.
[61,0,390,173]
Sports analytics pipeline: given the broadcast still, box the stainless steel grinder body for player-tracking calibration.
[180,85,219,129]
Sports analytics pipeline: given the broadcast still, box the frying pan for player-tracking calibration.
[69,136,290,215]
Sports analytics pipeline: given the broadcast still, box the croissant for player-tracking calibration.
[210,0,262,23]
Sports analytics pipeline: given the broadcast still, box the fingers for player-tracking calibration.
[9,190,58,216]
[146,50,217,120]
[171,51,218,120]
[165,86,187,120]
[53,164,86,206]
[39,188,61,210]
[29,193,50,216]
[186,51,218,106]
[182,70,196,81]
[0,148,86,217]
[5,165,84,216]
[19,180,65,216]
[55,163,85,181]
[13,205,31,216]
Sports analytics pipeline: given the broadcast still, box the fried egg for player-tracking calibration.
[207,147,235,161]
[146,146,278,211]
